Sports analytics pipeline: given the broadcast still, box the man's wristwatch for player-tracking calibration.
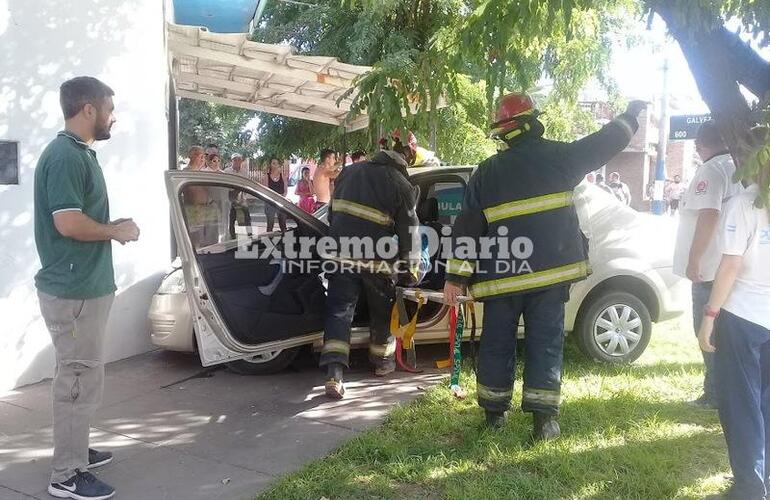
[704,305,720,319]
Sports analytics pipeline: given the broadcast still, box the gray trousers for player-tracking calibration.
[37,291,114,483]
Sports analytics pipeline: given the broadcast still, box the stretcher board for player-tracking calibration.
[399,288,473,305]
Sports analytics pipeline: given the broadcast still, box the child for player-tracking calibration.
[698,128,770,500]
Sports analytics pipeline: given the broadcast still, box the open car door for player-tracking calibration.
[165,170,329,367]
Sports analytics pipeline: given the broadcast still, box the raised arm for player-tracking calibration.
[558,101,645,181]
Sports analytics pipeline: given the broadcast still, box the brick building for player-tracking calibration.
[581,100,697,212]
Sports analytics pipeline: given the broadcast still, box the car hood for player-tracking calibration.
[574,183,676,269]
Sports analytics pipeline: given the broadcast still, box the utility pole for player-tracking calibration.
[651,55,669,215]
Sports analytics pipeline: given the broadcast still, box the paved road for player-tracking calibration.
[0,346,447,499]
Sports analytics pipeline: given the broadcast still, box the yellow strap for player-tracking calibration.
[390,291,424,349]
[483,191,573,223]
[331,199,393,226]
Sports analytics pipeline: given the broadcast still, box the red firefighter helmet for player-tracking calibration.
[389,129,418,152]
[491,93,540,138]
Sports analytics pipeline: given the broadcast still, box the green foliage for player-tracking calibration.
[249,0,636,164]
[255,116,370,160]
[643,0,770,46]
[734,101,770,211]
[344,0,637,136]
[723,0,770,46]
[177,98,259,158]
[178,0,769,170]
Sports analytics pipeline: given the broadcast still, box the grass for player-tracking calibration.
[258,317,731,500]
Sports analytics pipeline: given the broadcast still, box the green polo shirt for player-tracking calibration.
[34,131,116,299]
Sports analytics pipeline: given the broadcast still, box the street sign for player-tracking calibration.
[669,114,712,140]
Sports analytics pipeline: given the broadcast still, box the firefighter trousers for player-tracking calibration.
[320,271,396,370]
[476,285,568,415]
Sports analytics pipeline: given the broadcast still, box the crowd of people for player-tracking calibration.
[584,170,633,205]
[181,144,376,217]
[584,168,693,216]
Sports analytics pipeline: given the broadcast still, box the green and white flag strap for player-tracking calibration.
[400,289,472,399]
[450,305,467,398]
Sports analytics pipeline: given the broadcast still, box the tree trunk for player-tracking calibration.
[652,2,768,167]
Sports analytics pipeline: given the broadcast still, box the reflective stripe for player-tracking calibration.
[477,383,513,402]
[369,340,396,358]
[522,387,561,406]
[447,259,474,277]
[332,199,393,226]
[512,109,535,119]
[322,339,350,356]
[483,191,573,223]
[471,261,588,299]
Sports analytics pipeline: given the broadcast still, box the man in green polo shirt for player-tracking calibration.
[34,76,139,500]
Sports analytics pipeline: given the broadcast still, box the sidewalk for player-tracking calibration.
[0,347,446,499]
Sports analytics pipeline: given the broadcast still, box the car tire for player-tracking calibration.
[225,347,300,375]
[575,291,652,364]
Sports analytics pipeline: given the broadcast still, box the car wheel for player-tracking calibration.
[225,347,300,375]
[575,291,652,364]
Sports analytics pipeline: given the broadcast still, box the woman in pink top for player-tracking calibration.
[295,167,316,213]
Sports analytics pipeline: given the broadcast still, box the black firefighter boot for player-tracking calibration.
[324,362,346,400]
[374,358,396,377]
[533,412,561,441]
[484,410,508,430]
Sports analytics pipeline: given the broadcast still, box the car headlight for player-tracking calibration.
[157,268,187,295]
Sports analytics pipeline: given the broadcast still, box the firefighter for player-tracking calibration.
[443,93,646,439]
[320,131,422,399]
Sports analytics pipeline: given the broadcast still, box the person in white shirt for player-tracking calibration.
[223,153,249,177]
[222,153,251,236]
[666,174,686,216]
[673,121,744,409]
[698,127,770,499]
[608,171,632,205]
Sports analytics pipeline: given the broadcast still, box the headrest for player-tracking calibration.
[417,197,439,222]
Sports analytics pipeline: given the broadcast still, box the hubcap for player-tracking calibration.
[593,304,643,357]
[241,350,282,364]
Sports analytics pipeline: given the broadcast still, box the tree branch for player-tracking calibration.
[653,1,756,166]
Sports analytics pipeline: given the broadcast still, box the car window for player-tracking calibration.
[423,179,466,225]
[180,184,298,254]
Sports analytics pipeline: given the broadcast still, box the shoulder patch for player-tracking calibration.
[695,180,709,195]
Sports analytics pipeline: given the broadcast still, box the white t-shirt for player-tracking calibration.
[223,166,248,177]
[673,154,743,281]
[720,185,770,330]
[666,182,685,201]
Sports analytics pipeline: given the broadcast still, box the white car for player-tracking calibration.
[149,167,688,374]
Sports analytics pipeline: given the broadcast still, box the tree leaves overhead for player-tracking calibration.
[250,0,634,163]
[644,0,770,47]
[177,98,259,159]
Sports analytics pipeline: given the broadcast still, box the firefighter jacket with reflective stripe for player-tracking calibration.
[328,151,420,266]
[446,114,639,300]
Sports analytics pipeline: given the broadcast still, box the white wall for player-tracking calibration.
[0,0,172,390]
